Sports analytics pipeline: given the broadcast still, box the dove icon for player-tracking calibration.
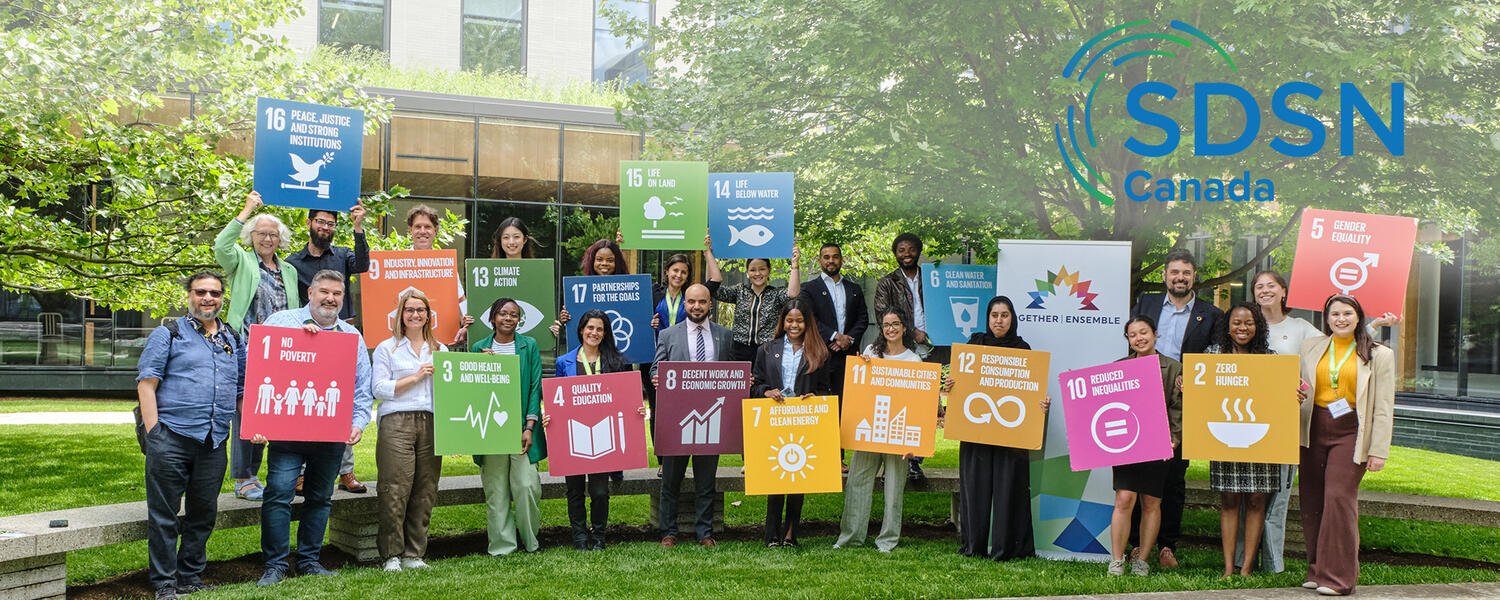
[282,151,334,199]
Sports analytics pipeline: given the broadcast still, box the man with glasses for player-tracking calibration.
[136,272,246,599]
[285,202,370,493]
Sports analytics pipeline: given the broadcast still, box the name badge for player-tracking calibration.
[1327,398,1353,419]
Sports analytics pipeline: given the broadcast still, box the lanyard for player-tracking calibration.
[1327,338,1356,389]
[665,292,681,326]
[580,352,599,376]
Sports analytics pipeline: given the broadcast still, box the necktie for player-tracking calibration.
[694,326,707,362]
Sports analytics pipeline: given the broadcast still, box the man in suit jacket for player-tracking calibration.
[798,243,869,396]
[650,283,735,547]
[1127,249,1223,568]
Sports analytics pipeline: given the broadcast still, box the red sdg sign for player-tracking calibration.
[240,325,359,443]
[1287,208,1417,318]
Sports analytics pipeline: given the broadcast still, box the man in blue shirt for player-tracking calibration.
[136,272,247,599]
[254,269,374,586]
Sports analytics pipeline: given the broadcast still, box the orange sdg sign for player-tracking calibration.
[841,357,942,457]
[1181,353,1300,464]
[943,344,1049,450]
[358,249,462,348]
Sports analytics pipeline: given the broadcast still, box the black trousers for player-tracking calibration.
[957,442,1035,561]
[1130,445,1188,551]
[565,473,610,543]
[731,340,758,363]
[144,424,227,590]
[658,454,719,539]
[765,494,805,544]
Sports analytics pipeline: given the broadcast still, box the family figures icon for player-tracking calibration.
[253,378,341,418]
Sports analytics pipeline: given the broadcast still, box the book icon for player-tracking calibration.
[568,412,625,459]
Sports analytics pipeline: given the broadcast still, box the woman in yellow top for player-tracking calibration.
[1296,294,1395,597]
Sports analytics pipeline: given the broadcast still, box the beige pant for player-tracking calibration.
[376,412,443,559]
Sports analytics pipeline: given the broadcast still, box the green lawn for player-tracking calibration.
[2,421,1496,592]
[0,397,135,413]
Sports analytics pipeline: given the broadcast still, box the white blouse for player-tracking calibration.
[372,336,448,417]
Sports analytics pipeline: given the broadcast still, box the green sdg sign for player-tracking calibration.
[432,351,523,455]
[465,259,556,351]
[619,161,709,250]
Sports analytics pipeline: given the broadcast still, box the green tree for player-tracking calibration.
[615,0,1500,289]
[0,0,405,314]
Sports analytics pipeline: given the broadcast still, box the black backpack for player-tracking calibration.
[133,320,241,453]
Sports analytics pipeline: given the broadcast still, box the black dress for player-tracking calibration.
[957,314,1037,561]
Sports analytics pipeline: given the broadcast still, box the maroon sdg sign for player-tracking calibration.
[653,361,752,456]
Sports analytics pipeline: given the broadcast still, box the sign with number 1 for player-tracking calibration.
[240,325,358,443]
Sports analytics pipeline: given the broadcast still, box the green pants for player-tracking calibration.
[835,450,906,552]
[479,454,542,555]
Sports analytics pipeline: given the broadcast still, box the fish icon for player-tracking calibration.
[728,224,774,247]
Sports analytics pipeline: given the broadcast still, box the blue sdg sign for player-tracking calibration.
[562,274,656,364]
[708,172,794,259]
[253,97,365,212]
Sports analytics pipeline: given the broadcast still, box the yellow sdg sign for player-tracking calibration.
[742,395,842,495]
[840,357,942,457]
[1182,353,1300,464]
[943,344,1049,450]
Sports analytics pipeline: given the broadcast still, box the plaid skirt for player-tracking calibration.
[1209,460,1279,493]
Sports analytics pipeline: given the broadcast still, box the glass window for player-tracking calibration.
[320,0,387,53]
[592,0,650,84]
[463,0,525,73]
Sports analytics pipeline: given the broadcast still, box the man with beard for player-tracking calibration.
[873,232,937,482]
[650,283,735,547]
[798,243,869,398]
[254,270,374,587]
[285,204,370,493]
[1127,248,1223,569]
[136,272,246,599]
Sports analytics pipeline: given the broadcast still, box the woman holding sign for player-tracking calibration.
[547,309,648,550]
[749,298,831,547]
[471,297,547,556]
[549,237,629,337]
[371,289,447,572]
[705,235,803,362]
[953,296,1048,561]
[489,217,541,259]
[1296,294,1395,597]
[1106,315,1183,577]
[1204,302,1282,579]
[834,308,923,553]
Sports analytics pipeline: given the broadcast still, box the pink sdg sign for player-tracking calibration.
[543,371,649,478]
[1059,354,1173,471]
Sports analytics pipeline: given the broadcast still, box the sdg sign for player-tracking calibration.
[708,172,794,259]
[253,97,364,212]
[619,161,708,251]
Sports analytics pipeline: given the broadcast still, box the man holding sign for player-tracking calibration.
[253,270,373,587]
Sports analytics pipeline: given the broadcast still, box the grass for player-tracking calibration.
[1,421,1496,591]
[0,398,135,413]
[310,48,631,109]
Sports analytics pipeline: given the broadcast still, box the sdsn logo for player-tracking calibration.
[1054,20,1404,205]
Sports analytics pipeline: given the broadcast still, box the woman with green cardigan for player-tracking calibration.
[470,297,548,555]
[214,192,301,500]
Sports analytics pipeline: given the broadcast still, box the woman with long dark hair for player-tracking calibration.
[1106,315,1182,577]
[749,298,831,547]
[549,237,630,337]
[953,296,1048,561]
[490,217,540,259]
[1296,294,1394,596]
[705,234,803,362]
[544,309,646,551]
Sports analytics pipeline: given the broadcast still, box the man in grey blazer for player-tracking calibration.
[650,283,735,547]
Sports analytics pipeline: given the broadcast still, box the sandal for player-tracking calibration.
[235,479,264,501]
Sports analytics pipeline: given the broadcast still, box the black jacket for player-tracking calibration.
[750,336,833,397]
[1130,292,1223,357]
[798,275,868,356]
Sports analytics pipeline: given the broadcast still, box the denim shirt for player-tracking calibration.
[135,316,247,446]
[780,339,802,395]
[261,306,375,431]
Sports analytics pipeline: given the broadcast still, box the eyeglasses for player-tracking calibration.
[402,307,429,315]
[191,289,224,298]
[252,231,281,239]
[312,218,337,228]
[880,322,904,330]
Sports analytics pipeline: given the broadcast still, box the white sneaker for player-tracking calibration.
[1303,581,1319,589]
[382,557,402,572]
[1131,559,1150,576]
[400,558,429,570]
[1316,586,1345,596]
[1107,559,1125,576]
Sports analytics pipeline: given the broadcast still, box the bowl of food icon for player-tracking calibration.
[1207,422,1270,449]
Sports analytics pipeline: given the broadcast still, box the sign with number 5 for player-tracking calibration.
[1286,208,1417,318]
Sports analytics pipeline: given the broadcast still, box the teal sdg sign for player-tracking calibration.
[619,161,708,251]
[432,351,523,455]
[253,97,364,212]
[465,259,557,351]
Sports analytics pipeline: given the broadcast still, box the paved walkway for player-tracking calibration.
[980,582,1500,599]
[0,412,132,425]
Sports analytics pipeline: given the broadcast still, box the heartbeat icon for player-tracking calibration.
[451,392,508,439]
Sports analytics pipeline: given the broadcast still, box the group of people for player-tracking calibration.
[135,196,1396,599]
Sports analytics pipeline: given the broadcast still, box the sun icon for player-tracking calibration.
[769,434,816,481]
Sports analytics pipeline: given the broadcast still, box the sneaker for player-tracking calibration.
[256,567,286,587]
[1303,581,1320,589]
[155,586,178,600]
[1316,586,1345,596]
[175,580,215,594]
[907,461,926,482]
[1107,559,1125,576]
[1132,559,1150,576]
[400,558,429,570]
[383,557,402,572]
[299,563,338,577]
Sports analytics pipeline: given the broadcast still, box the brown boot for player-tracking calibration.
[338,472,368,494]
[295,475,304,496]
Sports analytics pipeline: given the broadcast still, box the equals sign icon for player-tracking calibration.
[1104,419,1129,437]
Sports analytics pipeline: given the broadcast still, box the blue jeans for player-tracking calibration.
[261,441,342,571]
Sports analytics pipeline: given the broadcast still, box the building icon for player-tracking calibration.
[854,395,921,447]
